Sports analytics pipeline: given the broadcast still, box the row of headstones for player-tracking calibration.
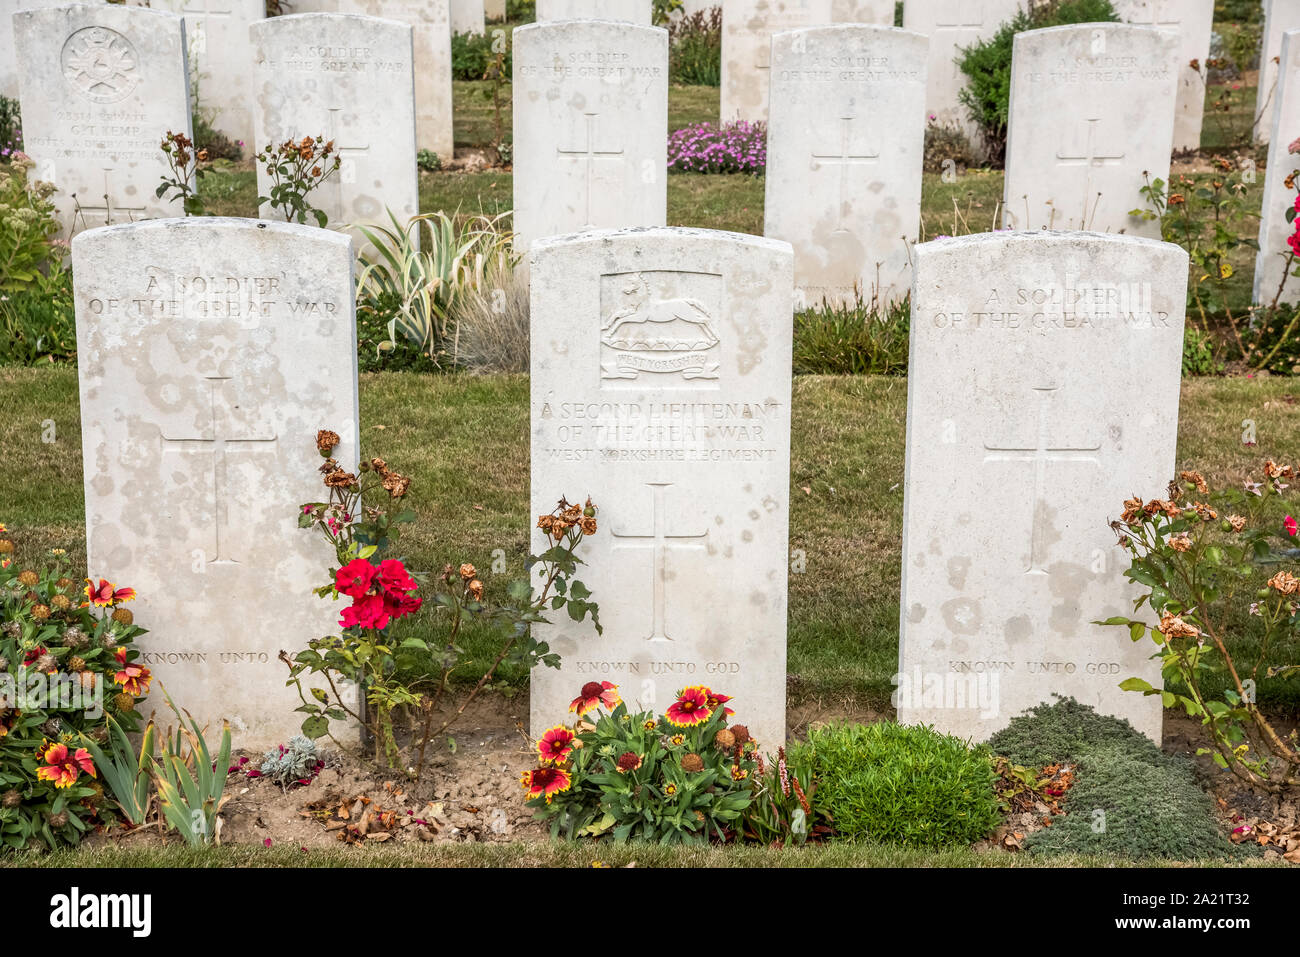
[11,3,1206,308]
[71,216,1185,749]
[2,0,500,151]
[726,0,1213,156]
[521,16,1191,305]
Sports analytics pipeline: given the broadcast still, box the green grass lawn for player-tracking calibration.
[3,369,1297,710]
[6,840,1284,869]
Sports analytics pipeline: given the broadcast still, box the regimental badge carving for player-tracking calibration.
[62,27,140,104]
[599,272,721,384]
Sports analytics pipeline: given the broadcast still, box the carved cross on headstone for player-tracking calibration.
[810,114,879,234]
[72,168,147,229]
[182,0,234,53]
[557,112,624,228]
[612,483,708,642]
[160,376,278,566]
[1055,116,1125,226]
[327,106,370,187]
[982,385,1101,575]
[1123,1,1180,28]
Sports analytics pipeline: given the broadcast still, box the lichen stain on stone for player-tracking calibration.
[1003,615,1032,645]
[941,597,981,635]
[946,556,970,590]
[907,602,926,624]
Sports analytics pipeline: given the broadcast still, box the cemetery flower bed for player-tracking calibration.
[0,537,153,852]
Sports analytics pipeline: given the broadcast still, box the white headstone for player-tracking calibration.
[1002,24,1179,237]
[149,0,263,152]
[535,0,652,24]
[13,3,192,235]
[451,0,484,35]
[72,217,360,748]
[764,25,926,306]
[721,0,833,124]
[831,0,891,23]
[1255,28,1300,305]
[1113,0,1213,152]
[289,0,454,160]
[898,231,1187,744]
[512,20,668,254]
[2,0,106,100]
[529,226,793,748]
[1257,0,1300,142]
[901,0,1019,141]
[250,14,419,233]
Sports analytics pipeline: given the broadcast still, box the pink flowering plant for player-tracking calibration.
[285,430,601,776]
[1099,464,1300,794]
[667,120,766,175]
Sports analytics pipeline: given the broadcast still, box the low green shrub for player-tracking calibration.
[669,7,721,87]
[792,294,909,375]
[1182,324,1223,376]
[989,698,1248,861]
[958,0,1119,166]
[0,270,76,366]
[1243,303,1300,375]
[923,120,979,174]
[793,722,1000,847]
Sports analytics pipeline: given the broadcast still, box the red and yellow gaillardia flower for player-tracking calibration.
[663,782,678,797]
[83,578,136,608]
[569,681,620,716]
[35,740,95,789]
[537,726,576,764]
[702,687,734,717]
[665,686,713,727]
[520,766,572,802]
[112,647,152,697]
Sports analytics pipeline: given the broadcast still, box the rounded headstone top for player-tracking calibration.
[70,216,355,257]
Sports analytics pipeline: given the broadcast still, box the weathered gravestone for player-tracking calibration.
[250,14,418,233]
[288,0,453,160]
[721,0,834,124]
[529,227,793,748]
[535,0,652,24]
[1254,28,1300,305]
[764,24,926,306]
[72,217,360,747]
[145,0,262,151]
[512,20,667,254]
[1113,0,1213,153]
[1002,24,1178,236]
[451,0,484,35]
[1257,0,1300,143]
[901,0,1019,136]
[13,3,192,235]
[2,0,105,100]
[897,231,1187,744]
[831,0,892,23]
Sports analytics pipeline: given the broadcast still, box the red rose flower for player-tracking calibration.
[335,559,376,599]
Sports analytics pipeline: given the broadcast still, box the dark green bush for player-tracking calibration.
[990,698,1249,861]
[794,722,1000,847]
[1243,303,1300,375]
[451,29,512,81]
[958,0,1118,166]
[669,8,722,87]
[792,294,909,375]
